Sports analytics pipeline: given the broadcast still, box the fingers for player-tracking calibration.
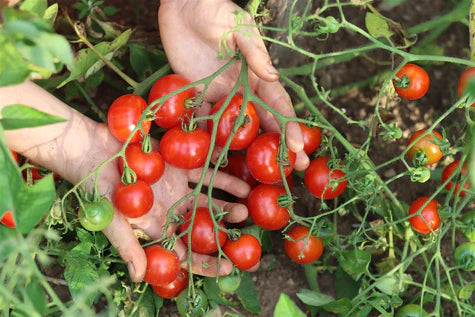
[295,150,310,171]
[174,238,233,276]
[187,168,251,198]
[102,212,147,282]
[194,193,248,223]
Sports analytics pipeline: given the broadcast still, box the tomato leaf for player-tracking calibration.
[296,289,333,306]
[42,3,58,26]
[374,273,412,295]
[236,272,261,313]
[132,287,157,316]
[129,43,168,81]
[338,249,371,281]
[273,293,306,317]
[24,279,48,316]
[335,265,360,299]
[77,227,94,244]
[459,282,475,300]
[59,29,132,87]
[20,0,47,16]
[365,12,393,39]
[203,277,237,306]
[0,104,66,130]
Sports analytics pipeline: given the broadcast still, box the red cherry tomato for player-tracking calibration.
[246,132,296,184]
[408,197,441,234]
[1,211,15,228]
[160,126,211,170]
[10,151,18,162]
[22,162,59,182]
[304,156,347,200]
[299,122,322,155]
[442,160,470,197]
[118,143,165,185]
[208,95,260,150]
[393,63,430,100]
[457,67,475,107]
[223,234,261,270]
[407,129,443,166]
[180,207,227,255]
[247,184,290,230]
[220,154,259,188]
[148,74,195,129]
[152,268,188,299]
[112,180,154,218]
[284,225,323,264]
[107,94,151,143]
[144,245,180,286]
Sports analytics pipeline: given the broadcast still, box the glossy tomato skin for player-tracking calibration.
[220,154,259,188]
[148,74,195,129]
[442,160,470,197]
[223,234,262,271]
[112,180,154,218]
[246,132,296,184]
[180,208,227,255]
[247,184,290,230]
[407,129,443,166]
[78,198,114,231]
[217,274,241,293]
[408,197,441,234]
[176,288,208,317]
[304,156,347,200]
[393,63,430,100]
[208,95,260,150]
[395,304,428,317]
[0,211,15,228]
[284,225,323,264]
[107,94,151,143]
[152,268,188,299]
[160,126,211,170]
[118,143,165,185]
[454,242,475,271]
[457,67,475,107]
[299,122,322,155]
[144,245,180,285]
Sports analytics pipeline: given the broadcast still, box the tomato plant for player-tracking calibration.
[220,153,259,188]
[217,273,241,293]
[180,208,227,255]
[453,242,475,271]
[246,132,296,184]
[151,268,188,299]
[148,74,195,129]
[393,63,430,100]
[0,211,15,228]
[112,180,154,218]
[299,122,322,155]
[143,245,180,285]
[284,225,323,264]
[223,234,262,271]
[457,67,475,106]
[442,160,470,197]
[304,156,347,199]
[395,304,428,317]
[408,197,441,234]
[159,126,211,170]
[406,129,443,166]
[460,211,475,242]
[208,94,260,150]
[78,198,114,232]
[176,288,208,317]
[247,184,290,230]
[118,143,165,185]
[107,94,151,143]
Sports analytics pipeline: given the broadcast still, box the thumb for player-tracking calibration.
[102,212,147,282]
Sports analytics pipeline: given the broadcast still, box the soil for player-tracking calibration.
[45,0,472,316]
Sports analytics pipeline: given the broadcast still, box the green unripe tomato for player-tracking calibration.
[176,288,208,317]
[217,274,241,293]
[395,304,428,317]
[460,211,475,242]
[454,242,475,271]
[78,198,114,231]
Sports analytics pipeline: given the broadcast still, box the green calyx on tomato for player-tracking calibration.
[460,211,475,242]
[176,288,209,317]
[78,198,114,232]
[454,242,475,271]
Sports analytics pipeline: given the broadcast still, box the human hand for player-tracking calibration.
[78,123,252,282]
[158,0,309,170]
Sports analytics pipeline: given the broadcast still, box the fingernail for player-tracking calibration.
[266,61,279,76]
[127,262,136,280]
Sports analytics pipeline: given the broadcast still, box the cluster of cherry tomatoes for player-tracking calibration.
[393,64,474,270]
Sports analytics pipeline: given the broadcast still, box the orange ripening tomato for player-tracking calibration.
[406,129,443,166]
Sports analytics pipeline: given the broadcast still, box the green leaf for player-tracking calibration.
[459,282,475,300]
[94,232,110,251]
[59,29,132,87]
[365,12,393,39]
[42,4,58,25]
[374,273,411,295]
[103,6,118,16]
[24,279,47,315]
[129,43,168,81]
[0,104,66,130]
[20,0,47,16]
[335,265,360,299]
[0,35,30,86]
[153,290,164,314]
[134,286,156,316]
[273,293,306,317]
[236,272,260,313]
[77,228,94,244]
[241,224,263,243]
[470,127,475,189]
[323,298,352,314]
[64,254,99,307]
[203,277,237,306]
[381,0,407,9]
[338,249,371,280]
[296,289,333,306]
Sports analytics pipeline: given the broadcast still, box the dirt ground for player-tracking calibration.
[52,0,471,316]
